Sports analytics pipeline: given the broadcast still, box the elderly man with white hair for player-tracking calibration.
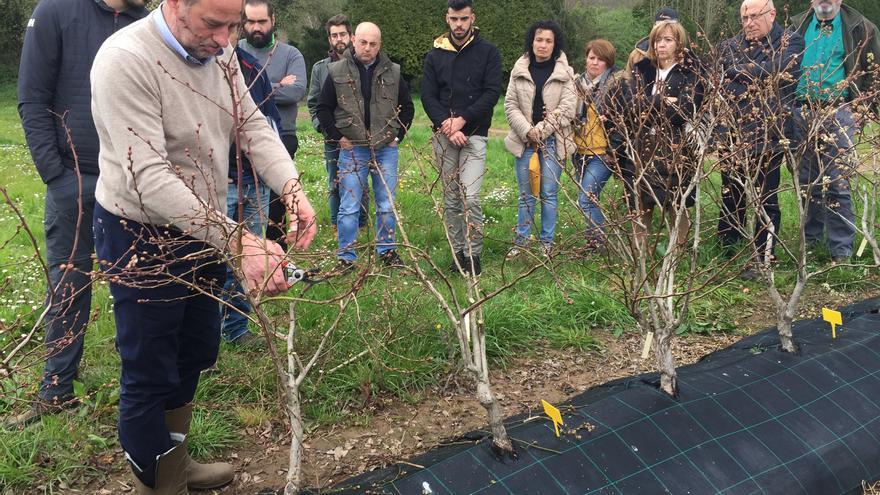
[790,0,880,264]
[716,0,805,280]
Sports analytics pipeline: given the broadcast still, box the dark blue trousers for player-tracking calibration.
[93,203,224,471]
[41,168,97,402]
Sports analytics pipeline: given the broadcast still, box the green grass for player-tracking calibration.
[0,81,877,491]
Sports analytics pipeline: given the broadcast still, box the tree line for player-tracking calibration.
[3,0,878,83]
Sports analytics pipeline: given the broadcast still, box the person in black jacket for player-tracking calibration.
[421,0,502,276]
[14,0,147,427]
[220,45,284,346]
[627,20,705,248]
[717,0,804,280]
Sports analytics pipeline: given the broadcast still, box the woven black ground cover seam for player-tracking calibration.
[325,298,880,495]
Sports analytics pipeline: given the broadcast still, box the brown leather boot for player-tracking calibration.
[129,436,188,495]
[164,403,234,490]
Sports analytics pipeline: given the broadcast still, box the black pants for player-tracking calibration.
[266,133,299,249]
[718,152,782,262]
[94,203,224,471]
[40,168,97,402]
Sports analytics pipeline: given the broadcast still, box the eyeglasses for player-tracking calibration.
[740,10,771,24]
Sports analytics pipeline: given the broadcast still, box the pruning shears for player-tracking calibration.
[283,261,323,286]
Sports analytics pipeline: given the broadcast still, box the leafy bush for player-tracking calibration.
[344,0,558,80]
[294,23,334,81]
[0,0,37,72]
[595,7,651,69]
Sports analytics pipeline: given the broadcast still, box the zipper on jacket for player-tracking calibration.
[449,46,461,120]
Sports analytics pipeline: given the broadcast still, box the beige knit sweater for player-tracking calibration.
[91,16,296,249]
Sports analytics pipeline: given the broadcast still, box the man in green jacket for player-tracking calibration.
[791,0,880,263]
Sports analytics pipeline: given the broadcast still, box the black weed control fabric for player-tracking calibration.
[330,298,880,495]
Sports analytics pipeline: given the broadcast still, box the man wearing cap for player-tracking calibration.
[717,0,804,280]
[790,0,879,263]
[635,7,681,52]
[89,0,317,490]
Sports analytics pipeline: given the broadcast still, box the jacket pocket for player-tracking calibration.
[377,74,396,100]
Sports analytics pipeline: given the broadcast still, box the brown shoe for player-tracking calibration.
[380,250,405,268]
[738,266,761,281]
[6,396,79,429]
[165,403,234,490]
[130,436,189,494]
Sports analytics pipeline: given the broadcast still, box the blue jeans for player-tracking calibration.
[514,137,562,245]
[326,143,369,227]
[337,145,399,261]
[573,153,611,240]
[220,178,269,342]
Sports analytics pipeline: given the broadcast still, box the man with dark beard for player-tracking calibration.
[308,14,370,230]
[13,0,148,427]
[241,0,307,250]
[421,0,502,276]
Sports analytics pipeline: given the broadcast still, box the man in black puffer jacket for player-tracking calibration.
[421,0,502,276]
[14,0,147,426]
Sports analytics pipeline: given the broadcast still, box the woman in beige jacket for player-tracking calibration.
[504,20,577,256]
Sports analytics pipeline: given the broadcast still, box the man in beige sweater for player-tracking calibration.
[90,0,316,492]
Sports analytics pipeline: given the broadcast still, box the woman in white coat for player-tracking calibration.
[504,20,577,257]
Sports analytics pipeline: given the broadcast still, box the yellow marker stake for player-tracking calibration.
[856,238,868,258]
[541,399,564,437]
[822,307,842,339]
[641,332,654,360]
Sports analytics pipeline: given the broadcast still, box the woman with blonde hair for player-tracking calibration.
[504,20,577,258]
[625,19,704,247]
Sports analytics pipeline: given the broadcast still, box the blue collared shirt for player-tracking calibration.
[152,4,220,65]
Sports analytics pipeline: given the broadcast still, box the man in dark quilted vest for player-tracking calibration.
[14,0,148,426]
[316,22,415,270]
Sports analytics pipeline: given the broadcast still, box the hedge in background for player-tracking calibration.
[0,0,37,75]
[344,0,558,81]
